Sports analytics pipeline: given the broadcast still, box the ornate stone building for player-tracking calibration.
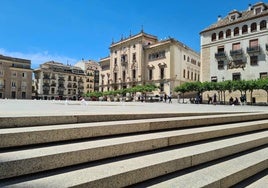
[99,30,200,96]
[34,61,89,100]
[75,60,100,93]
[200,2,268,102]
[0,54,32,99]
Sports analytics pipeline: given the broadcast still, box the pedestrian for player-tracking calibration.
[213,93,217,105]
[164,94,167,103]
[168,93,172,103]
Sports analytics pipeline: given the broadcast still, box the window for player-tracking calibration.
[211,33,216,41]
[232,43,241,50]
[260,20,267,30]
[184,55,186,60]
[114,72,117,83]
[187,70,190,79]
[234,27,239,36]
[249,39,258,47]
[218,61,224,69]
[226,29,231,38]
[232,73,241,81]
[191,72,193,80]
[255,7,262,15]
[132,53,136,62]
[218,46,224,53]
[12,72,17,77]
[122,71,126,82]
[194,73,197,81]
[149,69,153,80]
[218,31,224,39]
[51,88,55,94]
[160,83,164,92]
[183,69,186,78]
[242,25,248,34]
[11,81,16,87]
[187,57,190,62]
[251,23,257,32]
[260,72,267,79]
[160,68,164,79]
[132,69,136,79]
[250,56,258,65]
[114,58,117,65]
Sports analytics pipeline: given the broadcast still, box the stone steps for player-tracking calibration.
[0,112,267,187]
[1,112,267,148]
[134,146,268,188]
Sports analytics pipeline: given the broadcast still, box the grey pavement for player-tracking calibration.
[0,99,267,117]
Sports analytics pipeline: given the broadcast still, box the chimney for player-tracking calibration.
[248,4,252,11]
[218,15,222,21]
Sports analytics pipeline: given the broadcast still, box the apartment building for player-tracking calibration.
[74,60,100,93]
[99,30,200,96]
[200,2,268,102]
[34,61,89,100]
[0,54,32,99]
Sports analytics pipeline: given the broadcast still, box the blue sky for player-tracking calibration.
[0,0,264,69]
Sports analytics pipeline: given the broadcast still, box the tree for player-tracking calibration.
[174,83,188,103]
[258,78,268,103]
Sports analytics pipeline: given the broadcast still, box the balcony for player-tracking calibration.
[230,49,243,56]
[247,45,260,54]
[58,77,65,81]
[215,51,227,59]
[43,75,50,80]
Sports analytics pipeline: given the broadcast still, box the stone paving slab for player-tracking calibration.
[0,99,267,117]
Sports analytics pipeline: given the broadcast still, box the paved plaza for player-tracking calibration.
[0,99,267,117]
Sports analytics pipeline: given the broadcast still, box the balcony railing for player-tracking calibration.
[247,45,260,53]
[215,51,226,59]
[230,49,243,56]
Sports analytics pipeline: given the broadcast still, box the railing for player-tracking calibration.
[230,49,243,56]
[247,45,260,53]
[215,51,226,59]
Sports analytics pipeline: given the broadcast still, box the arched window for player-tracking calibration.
[226,29,231,38]
[218,31,224,39]
[242,25,248,34]
[260,20,267,30]
[234,27,239,36]
[211,33,216,41]
[251,22,257,32]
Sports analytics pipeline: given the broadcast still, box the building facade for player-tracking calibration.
[200,2,268,102]
[0,54,32,99]
[99,30,200,97]
[34,61,90,100]
[74,60,100,93]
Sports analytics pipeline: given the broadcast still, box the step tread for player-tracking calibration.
[1,131,267,187]
[1,113,268,148]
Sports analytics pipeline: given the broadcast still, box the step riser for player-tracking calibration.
[1,113,268,148]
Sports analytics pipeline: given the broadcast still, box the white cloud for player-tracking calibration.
[0,48,78,69]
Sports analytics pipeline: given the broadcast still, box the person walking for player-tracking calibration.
[213,93,217,105]
[168,93,172,103]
